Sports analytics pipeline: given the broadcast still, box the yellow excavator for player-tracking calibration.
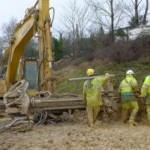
[0,0,53,98]
[0,0,85,129]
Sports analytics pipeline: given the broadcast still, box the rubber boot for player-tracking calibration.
[86,107,95,127]
[128,111,138,126]
[121,108,128,123]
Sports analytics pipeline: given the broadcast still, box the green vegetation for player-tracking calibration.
[55,58,150,94]
[53,37,64,61]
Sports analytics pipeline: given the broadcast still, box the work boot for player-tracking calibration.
[88,119,95,127]
[128,111,138,126]
[128,120,138,126]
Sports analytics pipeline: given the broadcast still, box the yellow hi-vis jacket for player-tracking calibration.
[141,75,150,104]
[83,75,109,107]
[119,74,138,102]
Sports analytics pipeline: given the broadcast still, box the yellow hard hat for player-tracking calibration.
[87,68,94,76]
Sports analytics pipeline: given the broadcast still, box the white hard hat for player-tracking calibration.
[126,70,134,75]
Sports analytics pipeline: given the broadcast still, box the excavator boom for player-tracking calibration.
[6,12,35,87]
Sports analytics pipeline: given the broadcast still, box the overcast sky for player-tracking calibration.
[0,0,149,38]
[0,0,68,37]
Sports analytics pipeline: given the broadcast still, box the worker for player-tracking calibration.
[140,75,150,124]
[83,68,110,127]
[119,70,139,126]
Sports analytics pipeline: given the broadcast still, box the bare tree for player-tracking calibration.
[0,17,17,55]
[143,0,149,24]
[0,17,17,62]
[1,17,18,47]
[125,0,149,27]
[86,0,125,41]
[135,0,141,25]
[0,38,4,52]
[61,0,92,58]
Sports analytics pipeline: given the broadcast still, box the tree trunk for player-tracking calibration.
[135,0,139,26]
[110,0,115,41]
[143,0,149,25]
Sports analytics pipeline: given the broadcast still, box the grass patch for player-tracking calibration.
[55,59,150,94]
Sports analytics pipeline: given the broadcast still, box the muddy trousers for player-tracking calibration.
[86,106,101,126]
[121,101,139,123]
[146,104,150,122]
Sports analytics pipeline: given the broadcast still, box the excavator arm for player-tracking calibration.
[6,9,35,88]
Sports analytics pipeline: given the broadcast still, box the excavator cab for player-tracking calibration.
[24,58,39,96]
[24,58,39,90]
[17,57,39,96]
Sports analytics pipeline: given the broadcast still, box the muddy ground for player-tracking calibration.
[0,111,150,150]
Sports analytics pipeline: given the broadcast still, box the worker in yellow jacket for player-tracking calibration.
[140,75,150,123]
[83,68,110,127]
[119,70,139,125]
